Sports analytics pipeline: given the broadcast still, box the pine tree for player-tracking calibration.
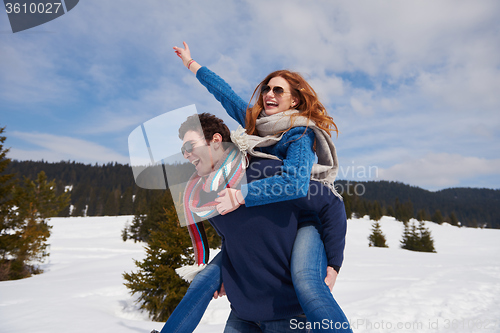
[133,188,148,217]
[416,209,430,222]
[341,189,353,219]
[94,187,107,216]
[0,126,16,224]
[449,212,459,226]
[400,221,418,251]
[432,209,444,224]
[400,220,436,253]
[369,200,383,221]
[368,220,388,247]
[0,127,15,194]
[403,200,413,222]
[395,198,413,223]
[352,196,369,218]
[103,189,119,216]
[385,205,395,218]
[126,190,165,242]
[123,198,193,321]
[71,195,86,217]
[417,221,436,252]
[5,171,70,279]
[86,187,98,216]
[123,189,222,321]
[119,186,134,215]
[56,180,71,217]
[0,127,17,279]
[394,198,403,221]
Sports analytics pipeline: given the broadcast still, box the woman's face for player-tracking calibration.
[181,130,213,177]
[261,76,298,115]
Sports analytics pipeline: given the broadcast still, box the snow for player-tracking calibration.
[1,215,500,333]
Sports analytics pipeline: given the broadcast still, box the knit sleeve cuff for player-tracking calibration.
[240,183,250,204]
[331,265,341,274]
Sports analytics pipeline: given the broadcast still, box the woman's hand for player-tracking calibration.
[173,41,192,67]
[324,266,338,291]
[173,41,201,74]
[213,283,226,299]
[215,188,245,215]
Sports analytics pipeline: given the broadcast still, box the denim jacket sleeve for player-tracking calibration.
[196,66,248,127]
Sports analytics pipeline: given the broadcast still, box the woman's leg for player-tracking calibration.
[291,222,352,332]
[160,252,223,333]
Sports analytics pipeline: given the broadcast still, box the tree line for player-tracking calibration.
[4,161,499,229]
[338,180,499,229]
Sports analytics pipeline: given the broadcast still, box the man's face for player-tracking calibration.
[182,130,213,177]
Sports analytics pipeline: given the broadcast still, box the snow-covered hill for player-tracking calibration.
[1,216,499,333]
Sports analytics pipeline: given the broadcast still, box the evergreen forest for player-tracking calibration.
[4,160,500,229]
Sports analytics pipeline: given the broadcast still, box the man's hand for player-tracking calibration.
[213,283,226,299]
[324,266,338,291]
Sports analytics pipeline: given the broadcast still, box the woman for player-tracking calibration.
[162,42,351,333]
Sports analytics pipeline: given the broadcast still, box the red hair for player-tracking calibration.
[245,70,338,137]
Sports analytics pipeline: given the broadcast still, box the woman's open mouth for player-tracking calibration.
[265,100,278,107]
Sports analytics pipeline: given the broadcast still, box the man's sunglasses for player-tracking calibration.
[181,138,205,155]
[260,85,291,97]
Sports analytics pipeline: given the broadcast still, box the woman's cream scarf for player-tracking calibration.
[231,110,342,199]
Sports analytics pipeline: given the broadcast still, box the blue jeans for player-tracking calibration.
[161,252,223,333]
[291,222,352,332]
[224,311,311,333]
[161,223,351,333]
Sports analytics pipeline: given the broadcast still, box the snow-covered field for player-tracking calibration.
[1,215,499,333]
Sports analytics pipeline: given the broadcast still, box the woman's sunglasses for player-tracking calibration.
[260,85,290,97]
[181,138,205,155]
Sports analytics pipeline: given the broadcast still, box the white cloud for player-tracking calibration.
[378,153,500,190]
[9,132,129,164]
[416,63,500,113]
[244,0,500,113]
[350,97,373,116]
[307,74,345,106]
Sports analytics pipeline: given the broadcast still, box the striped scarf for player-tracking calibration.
[176,147,245,281]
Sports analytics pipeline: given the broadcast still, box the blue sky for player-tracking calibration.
[1,0,499,191]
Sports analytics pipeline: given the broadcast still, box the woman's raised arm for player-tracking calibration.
[173,41,248,126]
